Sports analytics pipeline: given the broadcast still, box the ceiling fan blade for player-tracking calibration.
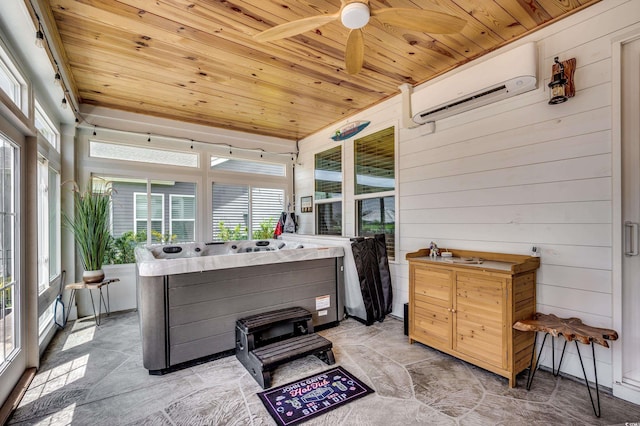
[345,29,364,75]
[254,13,340,42]
[372,8,466,34]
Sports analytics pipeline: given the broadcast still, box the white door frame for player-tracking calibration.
[612,30,640,405]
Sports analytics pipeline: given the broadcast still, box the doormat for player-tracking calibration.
[257,366,374,426]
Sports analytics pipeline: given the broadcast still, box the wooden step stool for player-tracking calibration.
[235,307,335,388]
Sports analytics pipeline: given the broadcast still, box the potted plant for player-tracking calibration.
[63,180,113,283]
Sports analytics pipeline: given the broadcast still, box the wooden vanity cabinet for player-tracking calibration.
[407,249,539,387]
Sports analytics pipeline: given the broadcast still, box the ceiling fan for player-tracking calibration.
[253,0,467,74]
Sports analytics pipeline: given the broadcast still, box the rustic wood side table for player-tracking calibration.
[64,278,120,326]
[513,313,618,417]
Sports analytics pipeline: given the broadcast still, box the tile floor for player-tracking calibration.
[9,311,640,425]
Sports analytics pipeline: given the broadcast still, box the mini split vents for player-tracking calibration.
[411,42,538,125]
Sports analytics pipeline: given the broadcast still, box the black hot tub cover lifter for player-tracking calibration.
[350,234,393,325]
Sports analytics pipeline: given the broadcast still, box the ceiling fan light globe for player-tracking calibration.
[341,3,370,29]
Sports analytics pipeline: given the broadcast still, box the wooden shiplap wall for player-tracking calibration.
[296,0,640,389]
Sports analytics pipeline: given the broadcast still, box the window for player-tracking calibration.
[134,193,164,240]
[211,157,286,177]
[316,202,342,236]
[212,183,284,241]
[104,178,197,262]
[170,195,195,242]
[37,157,60,294]
[251,187,284,238]
[35,101,60,151]
[0,43,28,114]
[354,126,395,259]
[212,184,247,240]
[357,196,395,258]
[90,141,198,168]
[0,61,19,105]
[314,146,342,200]
[314,146,342,235]
[38,302,54,339]
[0,135,18,369]
[355,127,395,194]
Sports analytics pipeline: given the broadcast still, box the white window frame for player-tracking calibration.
[353,125,398,260]
[0,134,20,370]
[210,156,286,177]
[0,40,29,116]
[38,302,55,340]
[314,144,343,236]
[36,142,61,342]
[34,100,60,151]
[134,192,165,237]
[37,157,50,295]
[250,186,285,238]
[0,60,20,105]
[90,140,199,168]
[211,182,286,241]
[170,194,196,242]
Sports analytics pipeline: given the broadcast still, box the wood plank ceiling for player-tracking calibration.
[42,0,601,140]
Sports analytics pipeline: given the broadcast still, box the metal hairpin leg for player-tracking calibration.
[65,286,110,326]
[575,340,601,417]
[64,288,76,325]
[525,332,549,390]
[89,286,110,326]
[525,332,601,417]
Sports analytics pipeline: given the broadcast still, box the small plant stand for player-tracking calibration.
[65,278,120,326]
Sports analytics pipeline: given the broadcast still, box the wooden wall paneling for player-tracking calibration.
[399,105,611,163]
[398,239,612,270]
[401,78,611,161]
[540,0,637,56]
[400,152,611,196]
[534,304,614,331]
[537,283,612,317]
[400,132,610,189]
[541,244,612,271]
[404,130,611,187]
[400,223,611,246]
[400,200,611,225]
[400,177,611,210]
[537,264,611,294]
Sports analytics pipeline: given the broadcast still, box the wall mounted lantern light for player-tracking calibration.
[548,56,576,105]
[548,57,568,104]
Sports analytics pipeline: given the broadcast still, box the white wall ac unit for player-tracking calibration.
[412,42,537,125]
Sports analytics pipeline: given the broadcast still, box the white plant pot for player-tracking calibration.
[83,269,105,283]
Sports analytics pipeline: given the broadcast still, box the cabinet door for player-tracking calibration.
[454,272,506,368]
[413,265,452,308]
[411,265,453,350]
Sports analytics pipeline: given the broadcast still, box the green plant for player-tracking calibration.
[105,230,178,265]
[105,230,146,264]
[63,181,113,271]
[218,222,248,241]
[252,218,276,239]
[151,230,177,244]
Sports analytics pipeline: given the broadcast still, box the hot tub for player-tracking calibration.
[135,239,345,373]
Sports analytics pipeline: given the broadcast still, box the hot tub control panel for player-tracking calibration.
[230,240,288,253]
